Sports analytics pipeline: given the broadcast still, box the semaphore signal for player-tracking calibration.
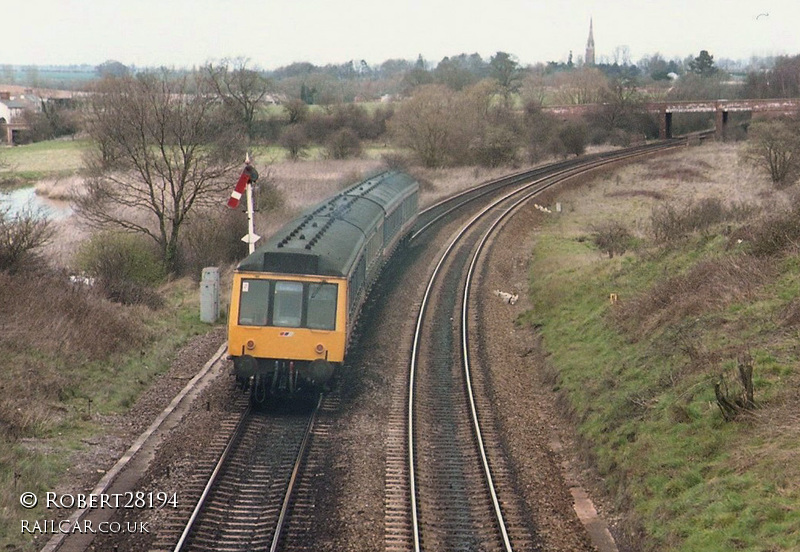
[227,155,258,209]
[228,153,260,253]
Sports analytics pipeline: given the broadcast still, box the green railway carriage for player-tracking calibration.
[228,170,419,403]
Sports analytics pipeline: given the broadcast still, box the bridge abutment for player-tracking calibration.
[715,109,729,140]
[659,110,672,139]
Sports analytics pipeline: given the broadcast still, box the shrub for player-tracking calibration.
[329,104,372,139]
[747,203,800,257]
[75,232,165,307]
[251,117,283,141]
[380,152,413,171]
[470,125,519,167]
[523,101,558,163]
[0,205,53,273]
[76,232,165,285]
[0,269,152,438]
[279,124,310,161]
[325,128,362,159]
[96,279,165,309]
[591,220,634,258]
[180,208,249,278]
[742,118,800,187]
[255,182,286,212]
[559,121,589,157]
[650,198,731,242]
[0,269,152,360]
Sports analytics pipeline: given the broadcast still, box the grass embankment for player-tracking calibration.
[0,274,212,550]
[523,143,800,551]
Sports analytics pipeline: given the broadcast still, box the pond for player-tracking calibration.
[0,187,73,219]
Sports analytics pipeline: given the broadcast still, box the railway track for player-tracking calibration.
[387,135,713,551]
[157,392,338,552]
[413,134,711,238]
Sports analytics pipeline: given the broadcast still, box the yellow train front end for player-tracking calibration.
[227,170,419,405]
[228,271,348,400]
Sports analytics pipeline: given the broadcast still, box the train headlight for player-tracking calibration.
[315,343,325,355]
[246,340,256,350]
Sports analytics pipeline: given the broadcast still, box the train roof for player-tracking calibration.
[236,170,418,277]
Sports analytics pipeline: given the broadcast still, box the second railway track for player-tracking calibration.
[391,136,712,552]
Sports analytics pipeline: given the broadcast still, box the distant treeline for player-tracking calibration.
[3,51,799,98]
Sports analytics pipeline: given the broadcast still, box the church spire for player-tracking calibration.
[585,18,595,66]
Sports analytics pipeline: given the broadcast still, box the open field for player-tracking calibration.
[0,139,89,191]
[524,141,800,551]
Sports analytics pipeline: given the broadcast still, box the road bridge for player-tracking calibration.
[647,98,800,139]
[543,98,800,139]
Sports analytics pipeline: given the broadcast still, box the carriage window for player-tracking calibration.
[273,281,304,327]
[238,279,270,326]
[307,283,337,330]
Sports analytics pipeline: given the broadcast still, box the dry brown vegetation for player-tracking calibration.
[612,256,774,338]
[0,270,152,438]
[0,271,151,360]
[643,158,712,182]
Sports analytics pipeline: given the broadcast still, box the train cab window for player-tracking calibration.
[238,279,270,326]
[307,283,337,330]
[273,281,304,327]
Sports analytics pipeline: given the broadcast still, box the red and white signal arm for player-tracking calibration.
[227,165,258,209]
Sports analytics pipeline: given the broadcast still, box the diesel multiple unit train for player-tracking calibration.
[227,170,419,403]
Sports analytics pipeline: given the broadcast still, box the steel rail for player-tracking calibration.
[407,138,699,551]
[173,404,252,552]
[411,139,688,242]
[269,393,324,552]
[460,169,575,552]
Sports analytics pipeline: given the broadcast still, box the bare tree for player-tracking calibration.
[520,70,548,107]
[553,67,608,104]
[76,71,246,273]
[282,98,309,124]
[389,81,501,167]
[591,77,650,141]
[612,45,631,66]
[389,84,457,167]
[279,124,310,161]
[0,205,53,273]
[204,58,272,138]
[742,118,800,188]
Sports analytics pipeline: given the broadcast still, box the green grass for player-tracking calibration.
[524,226,800,550]
[0,139,90,185]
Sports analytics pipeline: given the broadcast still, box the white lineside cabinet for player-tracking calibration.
[200,267,220,323]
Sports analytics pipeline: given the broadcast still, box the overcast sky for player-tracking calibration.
[5,0,799,69]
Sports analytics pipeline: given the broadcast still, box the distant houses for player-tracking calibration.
[0,89,42,144]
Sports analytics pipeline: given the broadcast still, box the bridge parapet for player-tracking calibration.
[648,98,800,138]
[542,98,800,139]
[646,98,800,114]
